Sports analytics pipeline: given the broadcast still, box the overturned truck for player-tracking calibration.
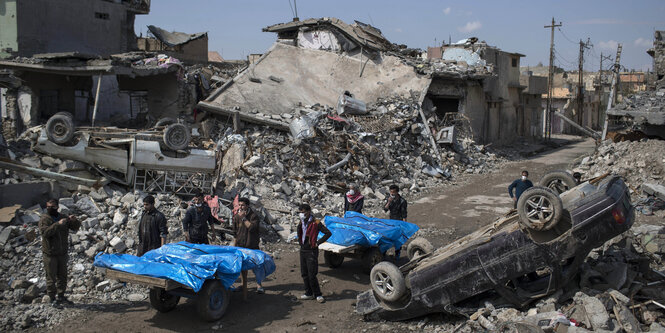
[357,174,634,321]
[30,113,216,195]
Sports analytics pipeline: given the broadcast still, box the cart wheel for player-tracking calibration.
[362,247,383,274]
[370,261,406,302]
[197,280,230,322]
[324,251,344,268]
[45,112,75,145]
[517,187,563,231]
[163,123,190,150]
[149,287,180,313]
[406,237,434,260]
[539,170,577,195]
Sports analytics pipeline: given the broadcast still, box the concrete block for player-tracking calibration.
[110,236,126,252]
[84,247,98,258]
[643,183,665,201]
[59,197,76,208]
[113,210,127,225]
[0,228,12,245]
[83,217,99,229]
[95,280,110,291]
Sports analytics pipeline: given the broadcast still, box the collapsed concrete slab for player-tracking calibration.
[201,43,432,118]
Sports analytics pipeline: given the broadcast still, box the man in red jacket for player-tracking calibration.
[296,203,331,303]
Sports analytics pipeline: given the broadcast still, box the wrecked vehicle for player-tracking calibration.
[356,174,634,321]
[31,112,216,194]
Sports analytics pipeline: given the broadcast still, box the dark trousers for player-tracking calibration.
[300,249,322,297]
[43,254,68,297]
[190,237,209,244]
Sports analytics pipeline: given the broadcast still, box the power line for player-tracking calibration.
[557,27,578,45]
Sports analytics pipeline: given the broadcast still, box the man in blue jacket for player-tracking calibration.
[508,170,534,208]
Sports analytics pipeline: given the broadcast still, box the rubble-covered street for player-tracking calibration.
[1,1,665,332]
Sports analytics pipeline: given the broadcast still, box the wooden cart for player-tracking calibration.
[318,236,434,274]
[103,268,231,321]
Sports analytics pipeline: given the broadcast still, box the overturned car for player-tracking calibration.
[30,112,216,195]
[356,174,634,321]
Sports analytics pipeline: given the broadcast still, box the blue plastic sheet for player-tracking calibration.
[320,211,419,253]
[93,242,276,292]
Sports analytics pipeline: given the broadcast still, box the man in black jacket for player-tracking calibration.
[137,195,168,256]
[383,184,408,221]
[182,192,217,244]
[296,203,332,303]
[39,198,80,306]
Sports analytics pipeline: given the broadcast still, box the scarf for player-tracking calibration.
[346,192,364,204]
[301,216,319,248]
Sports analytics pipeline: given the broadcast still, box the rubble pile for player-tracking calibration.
[574,139,665,218]
[613,88,665,117]
[211,94,504,239]
[0,186,250,331]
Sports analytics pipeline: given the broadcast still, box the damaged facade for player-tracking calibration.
[0,0,150,59]
[427,40,543,143]
[138,25,209,64]
[0,53,196,139]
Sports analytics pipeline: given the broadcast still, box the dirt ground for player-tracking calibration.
[47,138,656,333]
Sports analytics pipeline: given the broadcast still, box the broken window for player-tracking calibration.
[95,12,109,20]
[512,58,518,67]
[430,97,460,117]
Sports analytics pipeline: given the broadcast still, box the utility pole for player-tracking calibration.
[597,53,612,129]
[576,38,591,131]
[601,44,623,140]
[544,18,562,140]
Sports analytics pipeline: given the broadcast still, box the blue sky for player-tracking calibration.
[136,0,665,71]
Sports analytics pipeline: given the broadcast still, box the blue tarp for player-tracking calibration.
[93,242,276,292]
[320,211,419,253]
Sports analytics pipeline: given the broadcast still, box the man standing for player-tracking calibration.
[232,197,263,295]
[39,198,80,306]
[343,183,364,214]
[297,204,332,303]
[508,170,534,208]
[383,185,408,221]
[182,191,217,244]
[137,195,168,256]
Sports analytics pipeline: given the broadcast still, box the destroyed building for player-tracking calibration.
[138,25,209,64]
[427,39,541,143]
[648,30,665,85]
[0,0,150,59]
[0,52,199,138]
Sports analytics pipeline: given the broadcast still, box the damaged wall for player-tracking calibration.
[8,0,141,58]
[117,72,183,121]
[204,43,431,115]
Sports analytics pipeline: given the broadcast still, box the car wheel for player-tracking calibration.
[154,117,176,127]
[362,247,383,274]
[197,280,230,322]
[149,287,180,313]
[406,237,434,260]
[539,170,577,195]
[163,123,191,150]
[45,112,75,144]
[370,261,406,302]
[517,187,563,231]
[324,251,344,268]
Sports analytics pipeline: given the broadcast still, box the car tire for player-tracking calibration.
[324,251,344,268]
[163,123,190,150]
[155,117,176,127]
[539,170,577,195]
[370,261,406,302]
[196,280,230,322]
[362,247,383,274]
[45,112,75,145]
[406,237,434,260]
[149,287,180,313]
[517,187,563,231]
